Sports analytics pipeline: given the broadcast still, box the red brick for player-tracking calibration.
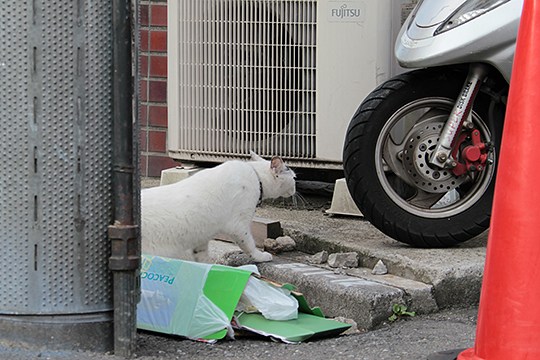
[141,30,167,52]
[139,54,149,77]
[150,55,167,78]
[140,154,148,176]
[148,105,168,127]
[150,5,168,27]
[139,104,167,127]
[139,130,148,151]
[148,80,167,102]
[140,30,149,51]
[139,80,148,101]
[147,155,179,177]
[139,105,148,126]
[150,30,167,52]
[140,5,149,26]
[148,129,167,153]
[138,3,170,178]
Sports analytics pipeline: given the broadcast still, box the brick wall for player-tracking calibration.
[139,0,176,177]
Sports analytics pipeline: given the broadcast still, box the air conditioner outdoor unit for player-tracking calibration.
[167,0,415,169]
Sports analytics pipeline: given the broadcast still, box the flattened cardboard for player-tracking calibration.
[234,312,351,343]
[137,254,351,343]
[202,264,253,339]
[137,255,252,340]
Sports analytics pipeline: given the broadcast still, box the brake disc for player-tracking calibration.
[401,122,466,193]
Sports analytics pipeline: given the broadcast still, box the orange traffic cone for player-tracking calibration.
[458,0,540,359]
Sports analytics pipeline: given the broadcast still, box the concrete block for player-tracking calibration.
[251,217,283,246]
[346,268,438,315]
[258,260,404,330]
[207,240,252,266]
[372,259,388,275]
[215,217,282,248]
[159,166,201,186]
[325,178,363,217]
[307,251,329,264]
[328,252,359,268]
[263,236,296,253]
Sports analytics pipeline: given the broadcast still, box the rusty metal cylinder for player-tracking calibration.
[0,0,114,351]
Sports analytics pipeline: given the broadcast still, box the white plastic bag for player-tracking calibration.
[189,294,234,340]
[237,276,298,321]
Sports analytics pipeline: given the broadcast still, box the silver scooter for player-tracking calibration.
[343,0,523,247]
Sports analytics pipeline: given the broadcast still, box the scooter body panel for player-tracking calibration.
[396,0,523,82]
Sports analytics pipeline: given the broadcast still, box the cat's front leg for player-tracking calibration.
[250,249,273,263]
[233,231,273,263]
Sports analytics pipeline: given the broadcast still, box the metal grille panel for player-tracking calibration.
[0,0,32,309]
[0,0,112,314]
[41,0,78,309]
[82,0,113,308]
[175,0,317,159]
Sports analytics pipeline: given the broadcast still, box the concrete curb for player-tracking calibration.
[209,206,487,329]
[284,228,484,309]
[254,204,487,309]
[209,241,437,330]
[258,259,438,330]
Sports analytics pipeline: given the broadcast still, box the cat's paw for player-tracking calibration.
[251,251,273,263]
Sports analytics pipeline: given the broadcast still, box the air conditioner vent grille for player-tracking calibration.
[176,0,317,159]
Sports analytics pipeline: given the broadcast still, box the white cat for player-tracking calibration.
[141,152,296,263]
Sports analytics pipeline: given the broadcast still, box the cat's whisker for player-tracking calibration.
[288,192,307,209]
[296,192,308,204]
[288,194,298,208]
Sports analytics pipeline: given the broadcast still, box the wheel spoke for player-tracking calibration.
[417,107,448,124]
[382,136,415,186]
[397,107,448,137]
[406,110,447,140]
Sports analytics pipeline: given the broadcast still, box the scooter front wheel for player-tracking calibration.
[343,67,505,247]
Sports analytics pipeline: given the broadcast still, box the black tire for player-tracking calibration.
[343,66,507,247]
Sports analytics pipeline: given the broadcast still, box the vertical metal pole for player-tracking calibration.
[109,0,140,357]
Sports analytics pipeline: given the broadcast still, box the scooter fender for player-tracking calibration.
[395,0,523,82]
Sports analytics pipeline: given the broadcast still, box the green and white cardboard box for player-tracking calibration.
[137,254,351,343]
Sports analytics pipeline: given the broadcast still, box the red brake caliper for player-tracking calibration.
[451,129,489,176]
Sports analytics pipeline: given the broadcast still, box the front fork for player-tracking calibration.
[430,63,490,171]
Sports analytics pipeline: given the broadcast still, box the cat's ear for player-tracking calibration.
[250,151,265,162]
[270,156,286,175]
